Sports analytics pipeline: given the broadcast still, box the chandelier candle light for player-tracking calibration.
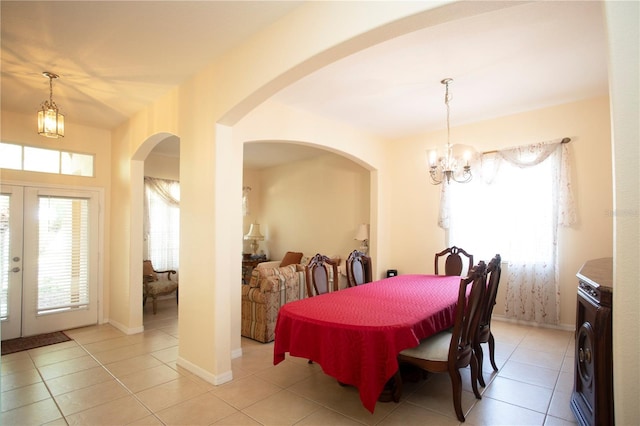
[428,78,471,184]
[244,222,264,255]
[38,71,65,138]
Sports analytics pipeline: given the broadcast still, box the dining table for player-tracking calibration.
[273,273,463,413]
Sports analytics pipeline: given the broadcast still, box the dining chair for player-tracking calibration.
[434,246,474,276]
[475,254,502,387]
[304,253,340,364]
[143,260,178,314]
[397,261,487,422]
[346,250,372,287]
[305,253,339,297]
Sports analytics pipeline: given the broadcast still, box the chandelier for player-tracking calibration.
[38,71,65,138]
[428,78,471,184]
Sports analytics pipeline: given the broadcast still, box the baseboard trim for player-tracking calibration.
[176,356,233,385]
[108,319,144,335]
[493,315,574,332]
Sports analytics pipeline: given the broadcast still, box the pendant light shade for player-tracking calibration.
[38,72,65,138]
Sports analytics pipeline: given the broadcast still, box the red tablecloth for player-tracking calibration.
[273,274,462,413]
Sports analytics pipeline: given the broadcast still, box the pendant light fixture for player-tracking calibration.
[38,71,65,138]
[427,78,471,184]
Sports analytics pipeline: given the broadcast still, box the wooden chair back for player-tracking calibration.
[305,253,339,297]
[346,250,372,287]
[451,261,486,368]
[434,246,473,276]
[480,254,502,330]
[475,254,502,387]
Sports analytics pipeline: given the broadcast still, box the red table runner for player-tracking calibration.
[273,274,462,413]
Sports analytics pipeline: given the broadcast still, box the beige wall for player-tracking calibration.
[605,1,640,423]
[234,99,389,278]
[248,153,370,262]
[387,96,613,328]
[0,109,112,320]
[144,153,180,180]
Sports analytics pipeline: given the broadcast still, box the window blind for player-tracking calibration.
[36,196,90,314]
[0,194,10,319]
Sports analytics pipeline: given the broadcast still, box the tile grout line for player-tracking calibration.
[38,329,172,424]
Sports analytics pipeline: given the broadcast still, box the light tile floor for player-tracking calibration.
[2,299,578,425]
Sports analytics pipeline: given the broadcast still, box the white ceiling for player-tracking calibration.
[1,1,609,168]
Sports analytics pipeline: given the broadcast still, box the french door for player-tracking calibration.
[1,185,99,339]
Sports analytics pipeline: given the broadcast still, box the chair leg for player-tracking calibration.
[475,342,486,387]
[488,332,498,371]
[152,297,157,315]
[469,353,482,399]
[143,295,147,307]
[391,369,403,403]
[449,367,465,422]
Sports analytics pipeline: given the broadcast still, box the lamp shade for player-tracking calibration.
[244,223,264,240]
[38,107,65,138]
[38,71,65,138]
[354,224,369,241]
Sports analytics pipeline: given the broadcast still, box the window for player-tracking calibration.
[144,178,180,272]
[0,143,21,170]
[0,142,94,177]
[442,141,575,325]
[37,195,90,314]
[447,154,555,263]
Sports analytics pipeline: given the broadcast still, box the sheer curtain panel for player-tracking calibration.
[443,140,575,325]
[144,177,180,273]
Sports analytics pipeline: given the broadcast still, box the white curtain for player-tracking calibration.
[443,140,576,325]
[144,177,180,273]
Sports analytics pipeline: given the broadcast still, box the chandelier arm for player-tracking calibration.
[429,168,444,185]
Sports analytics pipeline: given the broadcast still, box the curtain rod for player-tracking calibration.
[481,137,571,155]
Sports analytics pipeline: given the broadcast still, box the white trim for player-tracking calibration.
[492,315,574,332]
[2,179,106,325]
[231,348,243,359]
[176,356,233,385]
[108,318,144,335]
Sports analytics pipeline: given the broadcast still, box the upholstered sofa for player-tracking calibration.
[241,261,305,343]
[241,252,341,343]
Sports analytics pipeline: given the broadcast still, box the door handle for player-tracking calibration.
[10,267,20,273]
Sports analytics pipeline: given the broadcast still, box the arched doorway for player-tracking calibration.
[130,133,180,331]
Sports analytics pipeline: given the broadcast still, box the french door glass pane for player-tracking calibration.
[37,196,89,314]
[0,194,10,319]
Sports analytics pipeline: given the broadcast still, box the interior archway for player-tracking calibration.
[131,133,180,331]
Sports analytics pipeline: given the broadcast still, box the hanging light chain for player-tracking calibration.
[443,78,452,150]
[428,77,471,185]
[42,72,59,110]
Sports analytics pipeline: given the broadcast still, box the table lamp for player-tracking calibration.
[244,222,264,255]
[354,223,369,255]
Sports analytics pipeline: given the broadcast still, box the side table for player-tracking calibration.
[242,254,268,284]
